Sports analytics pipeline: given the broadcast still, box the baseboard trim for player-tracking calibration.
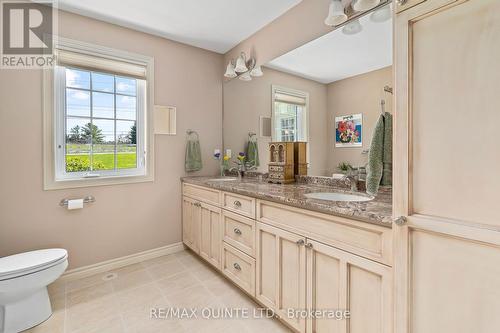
[59,242,185,283]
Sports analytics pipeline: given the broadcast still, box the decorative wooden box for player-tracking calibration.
[268,142,307,184]
[293,142,308,176]
[268,142,294,184]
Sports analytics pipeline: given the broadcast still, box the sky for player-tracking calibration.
[65,68,138,142]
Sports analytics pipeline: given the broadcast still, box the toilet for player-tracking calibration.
[0,249,68,333]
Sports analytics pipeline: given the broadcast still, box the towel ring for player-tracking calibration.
[248,132,257,142]
[186,129,199,140]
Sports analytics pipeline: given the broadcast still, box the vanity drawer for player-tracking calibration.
[222,192,256,219]
[222,243,256,296]
[183,183,220,206]
[222,211,256,257]
[257,200,392,265]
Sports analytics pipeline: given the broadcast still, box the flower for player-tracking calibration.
[214,152,221,159]
[223,155,230,161]
[338,121,347,133]
[237,152,246,161]
[347,121,355,131]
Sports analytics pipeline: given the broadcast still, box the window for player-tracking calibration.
[57,67,144,178]
[272,86,309,143]
[43,38,154,189]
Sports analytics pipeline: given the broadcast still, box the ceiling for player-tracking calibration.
[266,13,392,84]
[58,0,301,54]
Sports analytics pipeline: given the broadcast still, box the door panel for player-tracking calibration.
[410,230,500,333]
[348,265,383,333]
[182,196,200,253]
[411,0,500,227]
[307,247,342,333]
[307,240,392,333]
[256,222,306,332]
[256,226,278,308]
[394,1,500,332]
[199,203,222,269]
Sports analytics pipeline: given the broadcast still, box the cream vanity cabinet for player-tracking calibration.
[256,200,392,333]
[182,184,222,270]
[182,182,393,333]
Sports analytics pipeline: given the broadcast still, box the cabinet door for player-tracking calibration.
[182,196,201,254]
[306,240,392,333]
[199,202,222,270]
[394,1,500,332]
[256,222,306,332]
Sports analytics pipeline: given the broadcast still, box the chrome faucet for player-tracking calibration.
[228,166,243,180]
[342,174,359,192]
[229,161,257,180]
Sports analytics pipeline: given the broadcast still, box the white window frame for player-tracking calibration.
[271,85,309,143]
[43,37,155,190]
[271,85,310,166]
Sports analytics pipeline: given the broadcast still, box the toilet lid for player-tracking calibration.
[0,249,68,280]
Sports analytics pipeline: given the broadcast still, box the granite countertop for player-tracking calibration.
[181,176,393,227]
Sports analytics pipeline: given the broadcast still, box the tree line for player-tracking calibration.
[67,123,136,144]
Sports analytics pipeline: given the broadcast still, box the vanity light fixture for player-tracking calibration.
[239,71,252,81]
[342,19,363,35]
[250,65,263,77]
[224,61,237,78]
[352,0,381,12]
[324,0,348,26]
[234,52,249,72]
[224,51,264,81]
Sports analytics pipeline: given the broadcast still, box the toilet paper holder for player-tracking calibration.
[59,196,96,207]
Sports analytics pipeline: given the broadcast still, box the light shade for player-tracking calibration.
[370,5,391,23]
[250,65,263,77]
[224,62,237,78]
[234,53,248,72]
[352,0,380,12]
[239,72,252,81]
[324,0,347,26]
[342,19,363,35]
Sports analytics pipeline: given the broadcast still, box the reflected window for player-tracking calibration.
[272,86,308,142]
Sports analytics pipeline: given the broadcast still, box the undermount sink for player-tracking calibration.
[305,192,373,202]
[207,177,238,182]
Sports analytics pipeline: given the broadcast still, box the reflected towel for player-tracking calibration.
[246,139,260,167]
[185,137,203,172]
[366,112,392,195]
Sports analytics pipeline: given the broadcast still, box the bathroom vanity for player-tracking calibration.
[181,177,392,333]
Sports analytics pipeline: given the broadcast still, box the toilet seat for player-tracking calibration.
[0,249,68,281]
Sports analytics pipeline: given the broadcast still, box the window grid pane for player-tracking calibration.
[65,68,137,173]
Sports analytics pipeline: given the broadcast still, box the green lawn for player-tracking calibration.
[66,144,136,154]
[66,153,137,171]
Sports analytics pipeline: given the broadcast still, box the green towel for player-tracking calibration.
[366,112,392,195]
[185,138,203,172]
[246,139,260,167]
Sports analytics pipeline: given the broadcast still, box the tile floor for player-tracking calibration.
[27,250,292,333]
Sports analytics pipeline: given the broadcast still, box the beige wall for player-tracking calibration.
[223,67,329,176]
[224,0,332,68]
[327,66,393,173]
[0,11,223,269]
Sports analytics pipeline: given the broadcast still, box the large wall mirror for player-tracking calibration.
[223,2,392,177]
